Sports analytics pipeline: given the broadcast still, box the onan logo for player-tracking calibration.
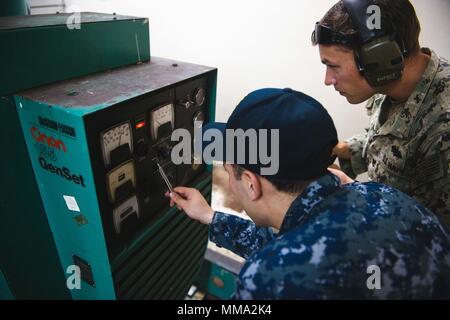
[30,126,67,153]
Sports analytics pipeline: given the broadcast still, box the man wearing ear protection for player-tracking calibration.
[167,88,450,299]
[311,0,449,225]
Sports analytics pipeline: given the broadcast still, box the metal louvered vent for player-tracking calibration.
[112,181,211,299]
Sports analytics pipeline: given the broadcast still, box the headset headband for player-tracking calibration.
[343,0,387,43]
[312,0,393,46]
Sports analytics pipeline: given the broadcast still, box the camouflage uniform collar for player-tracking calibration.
[279,173,341,235]
[374,48,439,139]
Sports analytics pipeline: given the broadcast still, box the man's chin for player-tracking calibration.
[345,95,366,104]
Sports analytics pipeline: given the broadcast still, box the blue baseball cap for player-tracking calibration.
[202,88,338,180]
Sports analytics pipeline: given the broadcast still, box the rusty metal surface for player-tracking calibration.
[17,57,216,111]
[0,12,145,30]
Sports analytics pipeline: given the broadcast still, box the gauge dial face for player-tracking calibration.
[101,122,133,166]
[150,103,174,141]
[106,160,136,203]
[113,195,139,234]
[194,87,206,106]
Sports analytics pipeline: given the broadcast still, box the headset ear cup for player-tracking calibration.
[342,0,406,87]
[354,50,365,75]
[358,36,404,87]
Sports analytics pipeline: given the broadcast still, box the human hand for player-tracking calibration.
[328,167,354,185]
[332,141,351,160]
[165,187,214,225]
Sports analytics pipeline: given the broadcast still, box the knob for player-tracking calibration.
[157,143,171,159]
[194,87,206,106]
[179,97,194,109]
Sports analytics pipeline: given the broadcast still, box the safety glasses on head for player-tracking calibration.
[311,22,358,46]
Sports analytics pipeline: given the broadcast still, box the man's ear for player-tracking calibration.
[241,170,262,201]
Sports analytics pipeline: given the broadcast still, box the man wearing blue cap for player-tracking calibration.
[167,88,450,299]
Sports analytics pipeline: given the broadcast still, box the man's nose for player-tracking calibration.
[324,67,336,86]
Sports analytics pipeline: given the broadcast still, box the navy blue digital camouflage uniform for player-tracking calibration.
[209,173,450,299]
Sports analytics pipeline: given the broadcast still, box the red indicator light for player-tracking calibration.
[135,121,145,129]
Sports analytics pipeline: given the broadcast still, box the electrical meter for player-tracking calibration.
[150,103,174,141]
[106,160,136,203]
[101,121,133,166]
[113,195,140,234]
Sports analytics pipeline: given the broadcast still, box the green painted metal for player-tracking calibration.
[10,57,217,299]
[0,269,14,300]
[13,96,117,299]
[16,57,215,117]
[0,97,71,299]
[208,264,238,299]
[0,0,27,17]
[195,261,238,300]
[0,13,150,96]
[0,12,151,299]
[112,179,212,299]
[1,11,216,298]
[112,177,212,268]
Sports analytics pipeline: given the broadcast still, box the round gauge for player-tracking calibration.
[194,87,206,106]
[192,111,205,127]
[150,103,175,141]
[101,121,133,166]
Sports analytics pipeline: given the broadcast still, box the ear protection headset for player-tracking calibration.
[312,0,408,87]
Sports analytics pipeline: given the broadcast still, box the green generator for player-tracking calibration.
[0,12,217,299]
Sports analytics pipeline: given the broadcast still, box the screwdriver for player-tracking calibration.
[156,162,174,194]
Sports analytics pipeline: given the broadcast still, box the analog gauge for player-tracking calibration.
[101,121,133,166]
[113,195,139,234]
[150,103,174,141]
[194,87,206,106]
[106,160,136,203]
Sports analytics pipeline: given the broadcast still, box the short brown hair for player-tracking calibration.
[319,0,421,54]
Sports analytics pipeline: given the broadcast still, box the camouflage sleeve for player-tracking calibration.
[412,123,450,226]
[339,132,369,178]
[208,211,277,260]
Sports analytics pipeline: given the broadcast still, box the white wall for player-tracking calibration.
[64,0,450,142]
[28,0,66,14]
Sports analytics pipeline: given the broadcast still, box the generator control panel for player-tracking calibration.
[85,76,212,255]
[14,58,217,290]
